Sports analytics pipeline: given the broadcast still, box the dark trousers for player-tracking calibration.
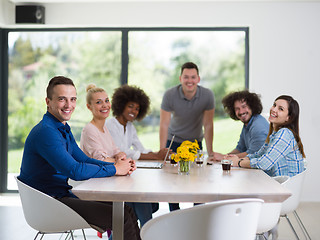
[58,197,141,240]
[125,202,159,227]
[166,139,203,212]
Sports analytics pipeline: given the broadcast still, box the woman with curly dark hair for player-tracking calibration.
[106,85,166,227]
[106,84,168,161]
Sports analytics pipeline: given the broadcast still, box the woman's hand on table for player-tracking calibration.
[157,148,172,160]
[224,154,240,167]
[114,152,127,162]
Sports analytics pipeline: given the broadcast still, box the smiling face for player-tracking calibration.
[46,84,77,125]
[234,99,253,125]
[269,99,290,130]
[179,68,200,97]
[120,101,140,124]
[87,91,111,120]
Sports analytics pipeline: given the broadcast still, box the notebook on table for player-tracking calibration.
[136,161,164,169]
[136,135,175,169]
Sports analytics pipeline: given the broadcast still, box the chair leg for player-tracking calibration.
[64,231,72,240]
[255,234,268,240]
[63,231,75,240]
[82,229,87,240]
[35,230,87,240]
[70,230,75,240]
[293,210,312,240]
[37,232,45,240]
[284,214,300,240]
[67,230,86,240]
[33,232,41,240]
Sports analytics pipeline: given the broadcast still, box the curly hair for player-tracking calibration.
[111,85,150,121]
[222,90,263,120]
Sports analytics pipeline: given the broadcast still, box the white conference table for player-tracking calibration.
[72,162,291,240]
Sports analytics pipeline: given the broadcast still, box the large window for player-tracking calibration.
[2,28,248,192]
[128,30,247,151]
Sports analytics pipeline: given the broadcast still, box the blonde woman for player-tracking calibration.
[80,84,127,163]
[81,84,154,228]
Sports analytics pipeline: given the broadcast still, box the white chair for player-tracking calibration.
[256,203,282,240]
[141,198,264,240]
[15,176,91,240]
[255,176,289,240]
[276,170,311,240]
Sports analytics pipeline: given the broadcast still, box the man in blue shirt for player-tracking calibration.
[19,76,141,240]
[214,90,269,161]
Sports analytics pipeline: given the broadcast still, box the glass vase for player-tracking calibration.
[178,160,190,175]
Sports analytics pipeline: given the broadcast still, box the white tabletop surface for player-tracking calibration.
[72,162,291,203]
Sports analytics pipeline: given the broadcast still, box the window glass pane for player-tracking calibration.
[7,31,121,190]
[6,29,247,191]
[128,31,245,153]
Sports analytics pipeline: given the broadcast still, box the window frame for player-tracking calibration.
[0,26,249,193]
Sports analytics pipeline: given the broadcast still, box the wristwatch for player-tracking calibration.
[238,158,244,167]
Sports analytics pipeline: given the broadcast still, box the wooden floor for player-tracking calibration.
[0,193,319,240]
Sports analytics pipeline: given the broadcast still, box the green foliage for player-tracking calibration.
[138,117,242,154]
[7,30,246,167]
[8,96,45,148]
[165,38,197,89]
[10,37,36,67]
[8,149,23,173]
[8,32,123,149]
[210,47,246,117]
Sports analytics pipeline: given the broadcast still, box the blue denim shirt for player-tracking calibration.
[236,114,269,154]
[19,112,116,198]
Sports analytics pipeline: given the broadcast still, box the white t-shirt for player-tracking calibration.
[106,117,151,160]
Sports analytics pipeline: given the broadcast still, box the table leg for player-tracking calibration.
[113,201,124,240]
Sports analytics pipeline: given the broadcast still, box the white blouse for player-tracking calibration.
[106,117,151,160]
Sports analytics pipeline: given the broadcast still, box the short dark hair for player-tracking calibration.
[46,76,75,99]
[181,62,199,75]
[222,90,263,120]
[111,85,150,121]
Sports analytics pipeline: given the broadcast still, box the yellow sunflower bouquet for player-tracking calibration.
[171,140,200,174]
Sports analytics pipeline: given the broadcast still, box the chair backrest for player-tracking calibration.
[15,176,91,233]
[256,176,290,234]
[278,170,307,215]
[141,198,264,240]
[256,202,282,234]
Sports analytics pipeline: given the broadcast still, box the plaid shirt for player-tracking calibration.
[248,128,304,177]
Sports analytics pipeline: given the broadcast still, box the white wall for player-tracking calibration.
[1,0,319,201]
